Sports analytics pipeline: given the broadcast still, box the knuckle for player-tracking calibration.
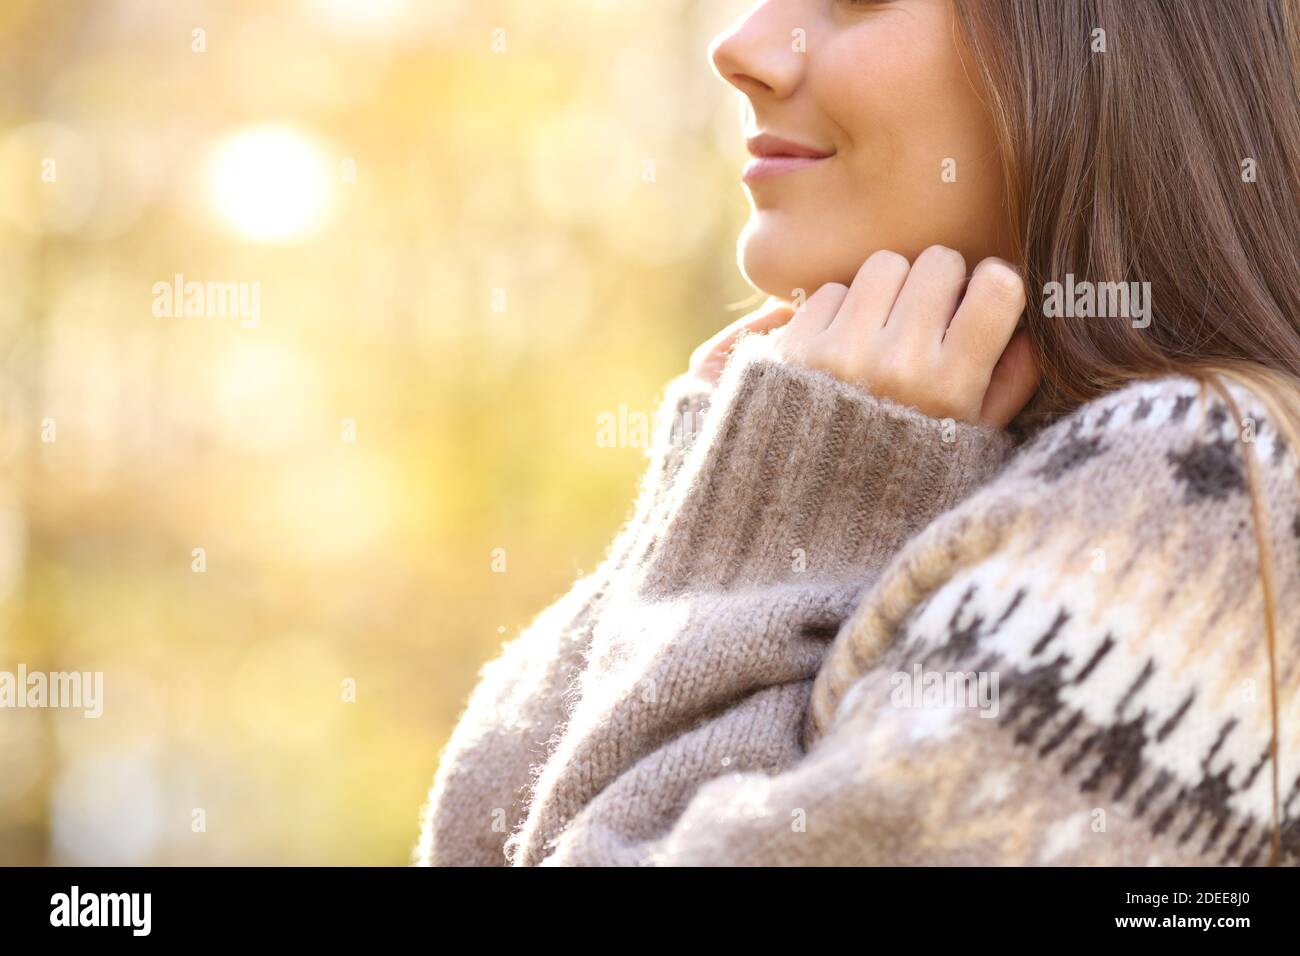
[974,258,1027,306]
[776,335,810,365]
[804,282,850,317]
[870,352,914,391]
[864,249,911,278]
[800,347,831,372]
[919,244,967,276]
[813,282,850,301]
[820,350,855,381]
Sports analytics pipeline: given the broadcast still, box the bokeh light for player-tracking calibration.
[205,125,334,242]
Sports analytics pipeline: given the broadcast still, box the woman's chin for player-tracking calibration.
[737,219,858,301]
[738,230,807,301]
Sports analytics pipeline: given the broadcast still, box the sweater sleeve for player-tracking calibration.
[415,370,712,866]
[505,334,1022,865]
[613,331,1019,593]
[539,374,1300,866]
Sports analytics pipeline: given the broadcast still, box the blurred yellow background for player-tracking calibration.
[0,0,756,864]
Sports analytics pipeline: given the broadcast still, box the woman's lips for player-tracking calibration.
[742,155,828,183]
[742,133,834,184]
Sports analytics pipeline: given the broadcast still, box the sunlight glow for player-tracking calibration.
[307,0,410,30]
[206,125,333,242]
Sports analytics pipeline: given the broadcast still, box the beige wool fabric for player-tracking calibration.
[416,332,1300,866]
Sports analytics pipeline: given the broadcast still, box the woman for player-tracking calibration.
[417,0,1300,866]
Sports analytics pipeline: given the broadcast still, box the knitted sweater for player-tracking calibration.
[415,332,1300,866]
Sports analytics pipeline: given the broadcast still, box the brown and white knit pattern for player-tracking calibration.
[415,332,1300,866]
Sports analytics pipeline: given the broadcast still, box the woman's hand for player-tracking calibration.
[771,246,1039,428]
[689,297,795,385]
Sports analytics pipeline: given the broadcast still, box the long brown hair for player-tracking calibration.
[954,0,1300,864]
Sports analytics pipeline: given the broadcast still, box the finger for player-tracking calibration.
[734,296,798,335]
[716,298,796,351]
[978,327,1040,428]
[883,245,968,343]
[941,257,1027,370]
[781,282,849,342]
[707,297,794,348]
[826,250,911,336]
[691,298,794,377]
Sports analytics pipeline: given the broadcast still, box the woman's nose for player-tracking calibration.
[709,2,805,101]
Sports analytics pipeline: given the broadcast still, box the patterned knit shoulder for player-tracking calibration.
[807,373,1300,865]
